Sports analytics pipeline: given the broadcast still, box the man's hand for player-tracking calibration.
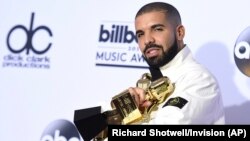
[128,87,152,109]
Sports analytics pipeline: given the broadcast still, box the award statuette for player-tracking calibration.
[110,89,143,125]
[133,74,175,123]
[74,73,175,141]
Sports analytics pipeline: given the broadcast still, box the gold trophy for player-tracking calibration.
[94,73,175,140]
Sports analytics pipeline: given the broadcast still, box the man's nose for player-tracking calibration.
[144,33,155,46]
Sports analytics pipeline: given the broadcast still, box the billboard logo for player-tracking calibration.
[96,21,147,69]
[99,24,137,43]
[40,119,81,141]
[234,26,250,77]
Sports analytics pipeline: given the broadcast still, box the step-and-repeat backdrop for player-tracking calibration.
[1,0,250,140]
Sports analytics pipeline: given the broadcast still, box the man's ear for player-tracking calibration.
[176,25,185,40]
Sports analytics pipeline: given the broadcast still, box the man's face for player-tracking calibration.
[135,11,178,67]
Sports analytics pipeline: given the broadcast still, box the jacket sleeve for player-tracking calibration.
[147,70,225,124]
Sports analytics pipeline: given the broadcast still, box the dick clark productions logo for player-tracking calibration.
[7,12,52,55]
[3,12,52,69]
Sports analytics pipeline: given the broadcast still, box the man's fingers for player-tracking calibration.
[128,87,139,105]
[128,87,153,109]
[128,87,146,104]
[141,101,152,108]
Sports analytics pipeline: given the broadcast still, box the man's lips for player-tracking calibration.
[145,47,160,58]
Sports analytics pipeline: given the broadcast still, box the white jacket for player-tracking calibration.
[147,46,225,124]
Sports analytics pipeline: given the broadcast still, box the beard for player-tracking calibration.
[143,38,178,68]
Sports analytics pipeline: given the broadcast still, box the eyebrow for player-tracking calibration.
[151,23,165,29]
[136,23,165,35]
[136,30,142,35]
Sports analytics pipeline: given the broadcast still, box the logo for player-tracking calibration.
[2,12,52,69]
[7,12,52,55]
[95,21,148,69]
[99,24,137,43]
[234,26,250,77]
[40,119,81,141]
[163,97,188,109]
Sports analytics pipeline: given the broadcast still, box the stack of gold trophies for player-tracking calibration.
[94,73,175,140]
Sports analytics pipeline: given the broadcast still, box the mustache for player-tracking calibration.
[143,43,163,54]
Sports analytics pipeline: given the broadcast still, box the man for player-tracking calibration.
[128,2,225,124]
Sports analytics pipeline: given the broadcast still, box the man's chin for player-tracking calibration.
[146,59,161,67]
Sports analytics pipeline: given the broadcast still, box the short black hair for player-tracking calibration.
[135,2,182,28]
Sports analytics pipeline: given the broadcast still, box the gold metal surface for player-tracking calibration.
[94,73,175,140]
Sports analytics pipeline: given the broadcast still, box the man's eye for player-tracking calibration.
[155,28,163,31]
[137,33,143,38]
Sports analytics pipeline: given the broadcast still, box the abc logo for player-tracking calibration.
[40,119,81,141]
[234,26,250,77]
[235,41,250,59]
[41,130,79,141]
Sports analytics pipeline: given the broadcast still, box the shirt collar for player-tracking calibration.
[160,45,191,72]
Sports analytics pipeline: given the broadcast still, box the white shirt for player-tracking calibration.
[147,46,225,124]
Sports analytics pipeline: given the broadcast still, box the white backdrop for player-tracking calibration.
[0,0,250,141]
